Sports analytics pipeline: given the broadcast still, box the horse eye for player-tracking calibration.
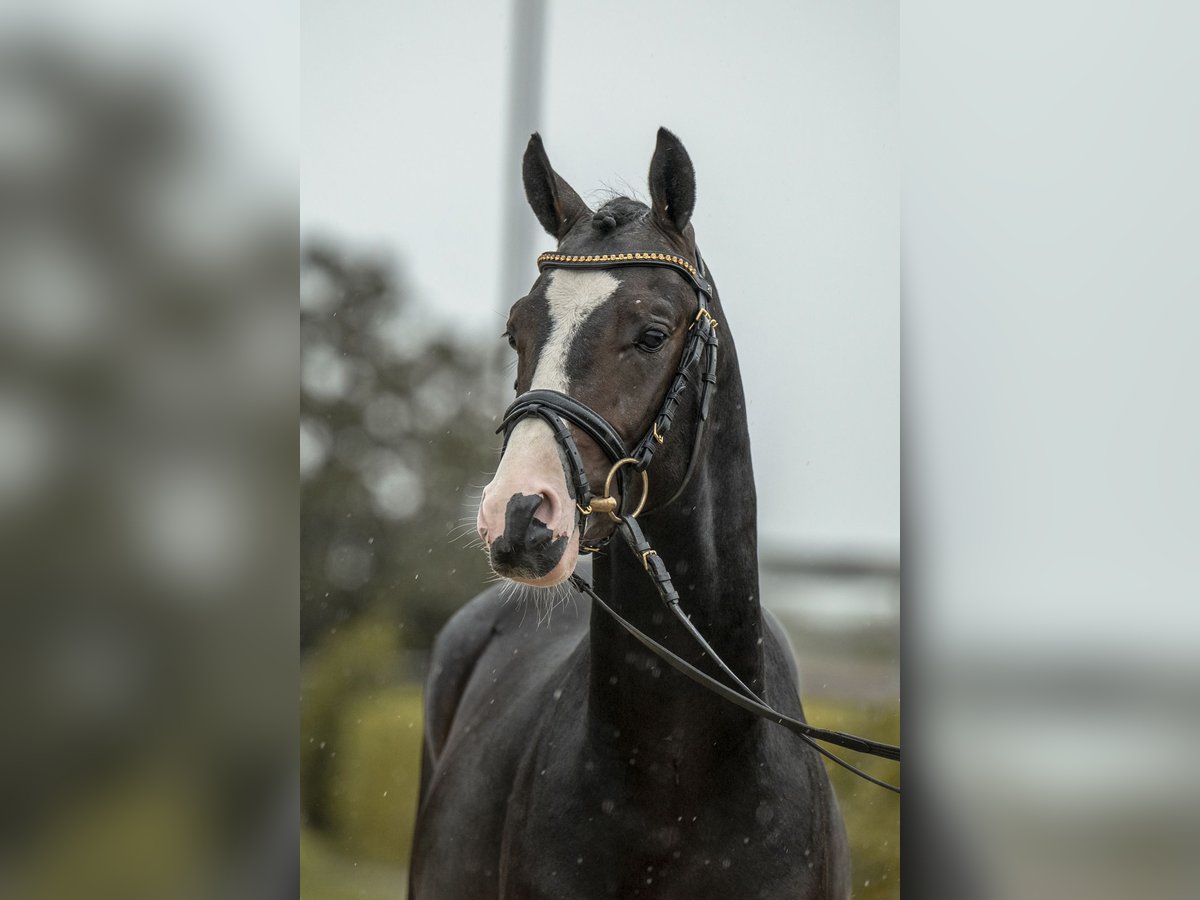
[503,329,517,350]
[636,328,669,353]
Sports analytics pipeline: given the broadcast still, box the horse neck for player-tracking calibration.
[587,342,765,761]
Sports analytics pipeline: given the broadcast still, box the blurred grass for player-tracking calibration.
[807,699,901,900]
[329,686,424,863]
[14,764,211,900]
[301,613,423,898]
[301,827,408,900]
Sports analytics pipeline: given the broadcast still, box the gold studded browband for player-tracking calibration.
[536,251,712,297]
[538,250,698,276]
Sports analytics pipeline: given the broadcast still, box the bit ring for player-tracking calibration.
[596,457,649,522]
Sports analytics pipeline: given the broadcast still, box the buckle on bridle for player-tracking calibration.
[692,307,718,329]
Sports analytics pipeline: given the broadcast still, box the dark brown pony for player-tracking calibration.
[410,129,850,899]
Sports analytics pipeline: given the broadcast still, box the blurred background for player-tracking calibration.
[0,2,297,899]
[905,2,1200,897]
[300,1,899,897]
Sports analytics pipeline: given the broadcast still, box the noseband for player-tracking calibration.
[498,249,720,549]
[495,248,901,792]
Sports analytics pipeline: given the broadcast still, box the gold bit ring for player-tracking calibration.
[598,457,650,522]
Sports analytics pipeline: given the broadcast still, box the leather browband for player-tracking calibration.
[537,251,713,299]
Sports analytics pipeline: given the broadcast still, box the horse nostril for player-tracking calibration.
[485,491,571,580]
[489,492,559,554]
[533,490,559,532]
[526,522,552,550]
[502,492,545,545]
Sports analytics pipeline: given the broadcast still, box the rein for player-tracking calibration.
[499,249,900,793]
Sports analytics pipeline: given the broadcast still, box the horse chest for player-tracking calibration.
[497,729,836,900]
[500,788,834,900]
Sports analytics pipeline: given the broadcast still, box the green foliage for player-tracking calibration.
[807,699,901,900]
[327,686,424,864]
[301,827,408,900]
[301,611,404,830]
[300,243,508,652]
[300,242,514,883]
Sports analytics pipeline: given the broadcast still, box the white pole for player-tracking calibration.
[499,0,547,312]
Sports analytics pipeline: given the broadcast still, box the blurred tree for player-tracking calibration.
[300,243,507,654]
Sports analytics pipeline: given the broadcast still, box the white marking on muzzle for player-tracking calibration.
[478,270,620,582]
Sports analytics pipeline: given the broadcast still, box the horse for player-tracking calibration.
[409,128,851,899]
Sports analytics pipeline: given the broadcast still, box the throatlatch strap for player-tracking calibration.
[631,312,713,470]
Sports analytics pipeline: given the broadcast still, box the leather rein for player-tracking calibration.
[498,249,900,794]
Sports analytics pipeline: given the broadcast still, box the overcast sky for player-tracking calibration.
[301,0,898,557]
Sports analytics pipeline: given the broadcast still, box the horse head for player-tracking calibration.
[477,128,711,586]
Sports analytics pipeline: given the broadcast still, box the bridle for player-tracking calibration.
[497,248,901,793]
[500,249,720,548]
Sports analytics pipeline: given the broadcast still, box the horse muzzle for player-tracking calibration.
[484,492,574,583]
[477,419,581,586]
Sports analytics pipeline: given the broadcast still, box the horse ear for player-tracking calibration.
[648,127,696,234]
[523,133,589,240]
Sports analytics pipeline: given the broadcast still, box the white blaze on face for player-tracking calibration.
[477,269,620,585]
[531,270,621,391]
